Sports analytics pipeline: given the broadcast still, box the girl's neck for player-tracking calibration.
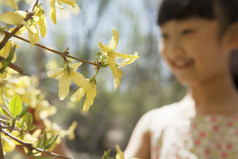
[188,73,238,115]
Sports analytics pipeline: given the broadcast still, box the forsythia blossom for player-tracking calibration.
[5,0,18,10]
[116,145,125,159]
[98,27,139,90]
[47,62,92,100]
[70,78,97,112]
[0,5,47,45]
[0,40,17,78]
[115,145,139,159]
[50,0,77,25]
[0,71,78,156]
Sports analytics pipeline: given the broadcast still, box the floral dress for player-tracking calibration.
[150,103,238,159]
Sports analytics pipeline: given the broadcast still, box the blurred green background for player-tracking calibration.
[1,0,186,158]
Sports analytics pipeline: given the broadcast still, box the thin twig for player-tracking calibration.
[1,124,28,133]
[0,0,39,50]
[0,56,23,74]
[0,132,4,159]
[0,124,72,159]
[5,32,97,66]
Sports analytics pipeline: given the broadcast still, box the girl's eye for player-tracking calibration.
[181,29,194,35]
[161,33,169,39]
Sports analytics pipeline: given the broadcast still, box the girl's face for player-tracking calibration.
[159,18,231,86]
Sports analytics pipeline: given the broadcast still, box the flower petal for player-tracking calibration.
[67,121,78,140]
[71,62,82,71]
[50,0,57,25]
[27,24,40,45]
[112,51,139,59]
[116,145,124,159]
[83,82,97,112]
[2,136,15,153]
[0,41,12,58]
[108,27,119,51]
[58,72,71,100]
[117,58,137,69]
[117,52,139,68]
[47,68,63,78]
[70,71,92,90]
[6,0,18,10]
[38,13,47,38]
[62,0,77,7]
[0,12,24,25]
[70,87,86,103]
[98,42,109,55]
[107,56,122,90]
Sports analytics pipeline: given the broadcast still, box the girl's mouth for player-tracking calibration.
[171,59,194,70]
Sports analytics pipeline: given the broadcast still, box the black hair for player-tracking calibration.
[157,0,238,28]
[157,0,238,89]
[158,0,214,26]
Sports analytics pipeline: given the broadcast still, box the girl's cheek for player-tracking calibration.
[158,40,165,55]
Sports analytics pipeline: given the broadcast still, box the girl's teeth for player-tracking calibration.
[174,60,193,67]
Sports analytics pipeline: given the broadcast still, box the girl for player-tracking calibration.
[124,0,238,159]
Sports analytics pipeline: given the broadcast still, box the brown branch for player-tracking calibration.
[1,124,28,133]
[0,0,39,50]
[28,0,39,13]
[0,133,4,159]
[0,124,72,159]
[5,32,98,66]
[0,56,23,74]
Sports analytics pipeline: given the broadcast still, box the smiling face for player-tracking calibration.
[159,18,231,86]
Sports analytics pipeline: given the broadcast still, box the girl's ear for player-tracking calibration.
[226,23,238,51]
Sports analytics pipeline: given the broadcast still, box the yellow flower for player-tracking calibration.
[50,0,57,25]
[0,41,17,62]
[70,78,97,112]
[13,10,40,45]
[98,27,139,90]
[116,145,124,159]
[2,134,16,154]
[0,11,24,25]
[50,0,77,25]
[47,62,92,100]
[115,145,140,159]
[0,40,18,78]
[5,0,18,10]
[34,5,47,38]
[66,121,78,140]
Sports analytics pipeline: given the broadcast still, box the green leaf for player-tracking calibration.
[17,103,28,118]
[37,131,47,149]
[102,149,111,159]
[0,45,16,73]
[15,121,22,128]
[0,107,12,119]
[45,135,59,149]
[2,92,9,106]
[8,95,22,118]
[22,112,34,130]
[28,125,36,131]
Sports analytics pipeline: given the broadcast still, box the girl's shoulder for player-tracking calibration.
[136,103,181,134]
[143,98,195,132]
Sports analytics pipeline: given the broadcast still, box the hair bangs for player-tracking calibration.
[158,0,214,26]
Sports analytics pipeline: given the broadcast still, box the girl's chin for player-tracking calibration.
[175,76,200,86]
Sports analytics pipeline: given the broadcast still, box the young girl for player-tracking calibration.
[124,0,238,158]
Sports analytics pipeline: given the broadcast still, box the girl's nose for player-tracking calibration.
[167,39,183,58]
